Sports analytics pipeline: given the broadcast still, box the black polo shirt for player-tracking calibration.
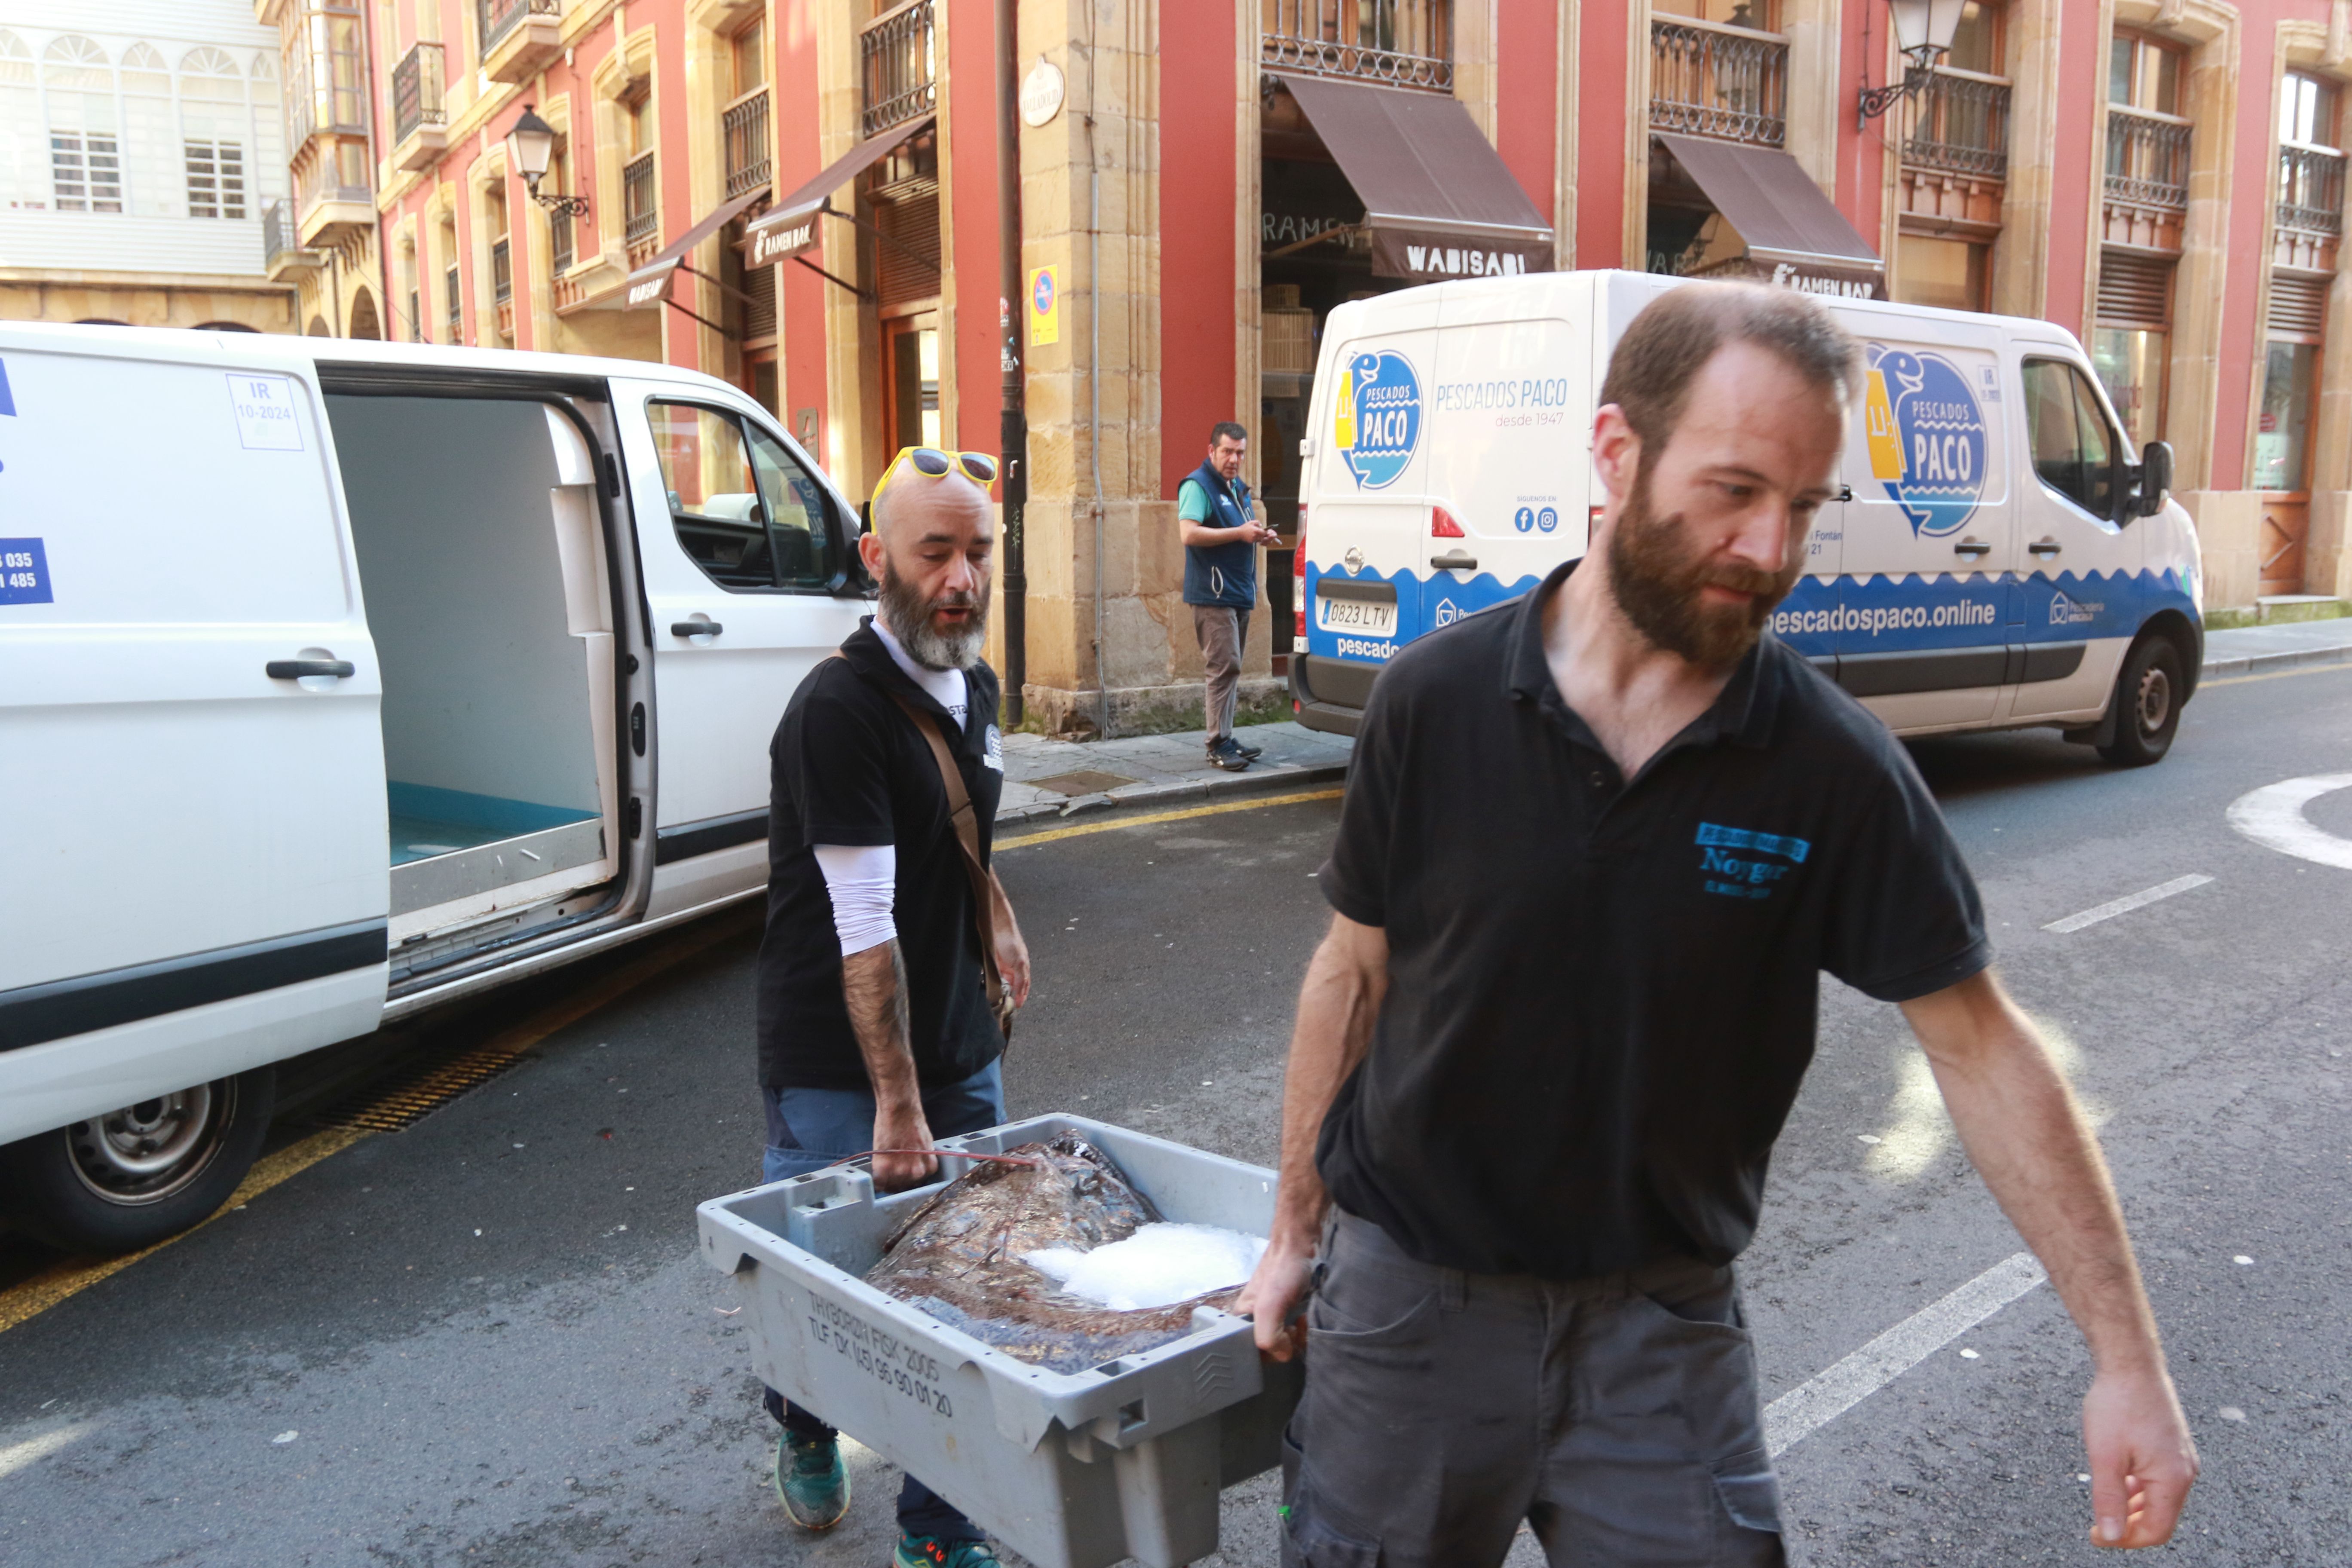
[756,619,1004,1091]
[1317,560,1990,1279]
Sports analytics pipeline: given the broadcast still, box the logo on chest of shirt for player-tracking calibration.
[1695,821,1812,901]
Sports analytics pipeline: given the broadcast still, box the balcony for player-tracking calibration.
[296,177,376,248]
[391,42,447,172]
[724,87,770,200]
[1262,0,1453,92]
[550,204,575,276]
[2103,107,2189,251]
[1650,18,1786,148]
[2276,141,2345,272]
[623,150,659,265]
[861,0,936,139]
[1898,68,2009,229]
[261,197,325,281]
[479,0,562,85]
[491,236,514,339]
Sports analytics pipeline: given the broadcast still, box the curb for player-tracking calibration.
[995,759,1351,825]
[2201,643,2352,680]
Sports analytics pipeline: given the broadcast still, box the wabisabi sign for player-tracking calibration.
[1372,227,1550,283]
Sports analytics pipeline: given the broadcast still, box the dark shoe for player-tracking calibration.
[1205,737,1252,772]
[1232,735,1265,760]
[775,1431,851,1529]
[894,1535,1001,1567]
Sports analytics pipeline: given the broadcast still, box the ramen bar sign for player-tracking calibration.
[748,208,820,267]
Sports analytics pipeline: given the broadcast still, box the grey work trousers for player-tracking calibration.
[1281,1210,1786,1568]
[1192,604,1248,741]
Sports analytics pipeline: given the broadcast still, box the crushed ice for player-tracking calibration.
[1025,1222,1268,1311]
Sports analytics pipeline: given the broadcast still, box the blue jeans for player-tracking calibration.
[759,1058,1007,1543]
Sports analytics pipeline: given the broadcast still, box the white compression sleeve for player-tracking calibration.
[813,843,897,957]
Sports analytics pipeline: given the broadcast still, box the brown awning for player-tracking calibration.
[1274,73,1552,283]
[1652,133,1883,297]
[624,183,772,309]
[740,115,934,269]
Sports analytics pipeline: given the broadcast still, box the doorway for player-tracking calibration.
[883,315,940,453]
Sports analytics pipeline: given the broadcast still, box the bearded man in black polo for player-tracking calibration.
[1236,285,2197,1566]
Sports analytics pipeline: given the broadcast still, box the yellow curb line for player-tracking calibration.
[2201,659,2352,688]
[0,915,750,1338]
[995,787,1344,851]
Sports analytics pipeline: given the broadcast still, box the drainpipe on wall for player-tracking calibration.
[1088,118,1106,740]
[997,0,1027,726]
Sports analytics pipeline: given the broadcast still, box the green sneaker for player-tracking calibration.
[893,1535,1001,1568]
[773,1431,850,1530]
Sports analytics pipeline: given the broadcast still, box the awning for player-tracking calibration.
[740,115,934,270]
[623,183,773,310]
[1274,73,1552,283]
[1652,133,1883,298]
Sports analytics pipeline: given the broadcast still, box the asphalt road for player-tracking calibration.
[3,660,2349,1567]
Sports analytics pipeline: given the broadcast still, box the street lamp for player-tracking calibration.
[505,103,588,217]
[1857,0,1970,126]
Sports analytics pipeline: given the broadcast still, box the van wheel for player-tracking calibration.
[0,1067,276,1254]
[2098,636,2184,767]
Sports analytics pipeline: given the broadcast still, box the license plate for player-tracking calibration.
[1315,595,1396,637]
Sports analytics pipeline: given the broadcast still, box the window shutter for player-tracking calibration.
[2267,273,2329,340]
[874,185,941,309]
[2096,249,2173,329]
[743,257,777,339]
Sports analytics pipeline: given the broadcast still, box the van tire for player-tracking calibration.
[2098,635,2184,767]
[0,1067,276,1254]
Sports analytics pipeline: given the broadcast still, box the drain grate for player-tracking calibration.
[304,1032,543,1134]
[1025,770,1139,797]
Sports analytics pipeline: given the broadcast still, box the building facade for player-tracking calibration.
[0,3,297,332]
[256,0,391,339]
[355,0,2352,732]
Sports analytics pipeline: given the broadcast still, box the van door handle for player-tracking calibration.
[1429,549,1478,571]
[2027,538,2063,557]
[1952,538,1993,559]
[670,620,723,638]
[265,659,355,680]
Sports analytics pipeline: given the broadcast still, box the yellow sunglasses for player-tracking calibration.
[872,446,999,503]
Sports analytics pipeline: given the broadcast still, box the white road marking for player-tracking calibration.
[0,1422,97,1479]
[2227,773,2352,869]
[1763,1252,2047,1456]
[2043,873,2214,933]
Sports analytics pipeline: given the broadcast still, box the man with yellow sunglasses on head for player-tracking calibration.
[756,446,1030,1568]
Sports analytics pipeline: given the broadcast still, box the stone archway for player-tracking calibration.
[194,321,260,332]
[308,316,332,336]
[349,288,381,340]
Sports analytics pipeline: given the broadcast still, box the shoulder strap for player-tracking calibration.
[820,649,1011,1027]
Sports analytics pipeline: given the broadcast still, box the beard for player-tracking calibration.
[879,556,991,671]
[1604,464,1799,670]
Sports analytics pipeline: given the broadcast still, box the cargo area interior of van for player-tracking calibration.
[325,395,620,971]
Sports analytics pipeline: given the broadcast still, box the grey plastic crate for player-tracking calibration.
[696,1113,1303,1568]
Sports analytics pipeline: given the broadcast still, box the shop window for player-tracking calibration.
[1895,234,1988,312]
[650,401,837,591]
[2022,359,2119,518]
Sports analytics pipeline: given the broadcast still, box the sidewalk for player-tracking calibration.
[2200,616,2352,679]
[996,716,1355,824]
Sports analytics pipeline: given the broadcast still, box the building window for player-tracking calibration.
[2254,340,2318,492]
[1895,233,1989,312]
[548,148,575,273]
[1944,0,2003,74]
[51,132,123,212]
[1262,0,1454,92]
[2110,31,2181,116]
[186,139,247,219]
[860,0,937,137]
[724,17,770,199]
[444,239,461,341]
[1648,4,1787,150]
[2091,324,2167,450]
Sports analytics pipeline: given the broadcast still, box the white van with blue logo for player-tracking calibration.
[1289,270,2200,766]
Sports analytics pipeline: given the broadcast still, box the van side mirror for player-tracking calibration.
[2133,441,2174,518]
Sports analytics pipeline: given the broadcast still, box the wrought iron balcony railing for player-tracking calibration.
[491,237,512,305]
[2105,107,2190,211]
[2277,142,2345,236]
[445,262,462,340]
[478,0,559,56]
[550,205,575,274]
[724,88,770,199]
[623,150,658,249]
[1649,18,1786,148]
[861,0,936,139]
[1903,69,2009,180]
[262,197,296,265]
[1262,0,1453,92]
[392,41,446,146]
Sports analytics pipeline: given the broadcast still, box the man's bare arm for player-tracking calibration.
[1902,969,2197,1549]
[1233,912,1387,1358]
[842,940,935,1191]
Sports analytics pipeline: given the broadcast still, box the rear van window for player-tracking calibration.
[649,401,836,591]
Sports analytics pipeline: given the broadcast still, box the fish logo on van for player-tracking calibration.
[1863,346,1988,538]
[1336,350,1421,490]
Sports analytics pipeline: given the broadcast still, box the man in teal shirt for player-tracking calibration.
[1178,421,1276,769]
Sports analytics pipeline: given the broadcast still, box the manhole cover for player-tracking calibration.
[1027,769,1139,797]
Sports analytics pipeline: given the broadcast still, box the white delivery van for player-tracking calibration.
[1289,270,2200,765]
[0,325,872,1250]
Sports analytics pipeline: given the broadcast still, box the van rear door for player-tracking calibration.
[612,383,865,916]
[0,338,387,1145]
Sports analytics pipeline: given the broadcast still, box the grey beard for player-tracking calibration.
[879,564,989,671]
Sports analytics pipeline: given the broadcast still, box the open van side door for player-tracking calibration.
[0,340,388,1145]
[610,380,866,918]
